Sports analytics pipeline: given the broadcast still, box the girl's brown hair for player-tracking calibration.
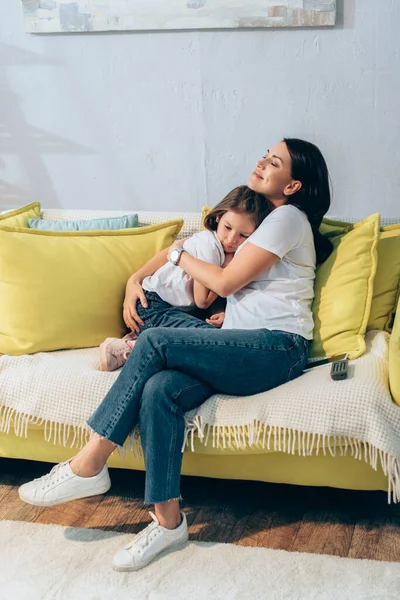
[204,185,271,232]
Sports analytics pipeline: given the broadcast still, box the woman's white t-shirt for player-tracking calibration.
[222,205,316,340]
[142,230,224,308]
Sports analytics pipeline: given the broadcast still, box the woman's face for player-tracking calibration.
[247,141,300,205]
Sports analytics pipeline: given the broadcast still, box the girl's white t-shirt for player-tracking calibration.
[222,205,316,340]
[142,229,224,308]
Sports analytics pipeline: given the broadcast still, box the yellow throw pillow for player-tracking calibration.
[319,218,352,237]
[201,205,212,229]
[0,220,183,355]
[318,219,400,333]
[389,295,400,406]
[0,202,41,228]
[368,226,400,331]
[310,213,380,359]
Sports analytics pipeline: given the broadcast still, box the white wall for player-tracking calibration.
[0,1,399,217]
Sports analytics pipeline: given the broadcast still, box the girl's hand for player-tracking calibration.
[205,312,225,328]
[123,279,147,333]
[167,236,191,261]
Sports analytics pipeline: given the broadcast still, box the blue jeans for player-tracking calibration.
[88,296,309,504]
[133,291,214,332]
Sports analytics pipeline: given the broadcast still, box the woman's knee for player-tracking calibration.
[135,327,168,350]
[139,371,178,413]
[140,370,212,420]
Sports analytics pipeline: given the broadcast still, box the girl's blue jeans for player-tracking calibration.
[88,291,309,504]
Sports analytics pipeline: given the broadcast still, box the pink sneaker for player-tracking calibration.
[98,333,137,372]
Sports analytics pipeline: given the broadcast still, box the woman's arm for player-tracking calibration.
[171,242,280,298]
[192,251,233,309]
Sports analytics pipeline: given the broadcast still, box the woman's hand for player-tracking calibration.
[123,278,147,333]
[167,236,191,261]
[205,312,225,328]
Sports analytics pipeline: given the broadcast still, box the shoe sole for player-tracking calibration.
[18,481,111,507]
[112,536,189,572]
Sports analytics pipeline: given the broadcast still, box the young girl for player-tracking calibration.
[98,185,270,371]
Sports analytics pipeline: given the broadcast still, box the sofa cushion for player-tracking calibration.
[28,213,139,231]
[318,218,400,332]
[319,218,352,237]
[42,209,203,239]
[0,202,41,228]
[201,205,210,228]
[0,219,183,355]
[310,214,379,359]
[369,227,400,331]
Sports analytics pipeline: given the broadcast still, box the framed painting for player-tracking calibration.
[22,1,336,33]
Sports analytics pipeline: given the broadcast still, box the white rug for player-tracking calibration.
[1,520,399,600]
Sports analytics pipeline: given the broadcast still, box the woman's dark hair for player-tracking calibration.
[204,185,272,231]
[284,138,333,264]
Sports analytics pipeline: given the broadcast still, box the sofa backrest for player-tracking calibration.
[41,209,400,239]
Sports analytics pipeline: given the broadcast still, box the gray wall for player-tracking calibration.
[1,1,399,217]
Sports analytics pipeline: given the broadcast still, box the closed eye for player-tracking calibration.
[225,225,251,237]
[262,155,278,168]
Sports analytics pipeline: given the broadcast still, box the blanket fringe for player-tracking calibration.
[183,417,400,504]
[0,405,144,461]
[1,406,398,503]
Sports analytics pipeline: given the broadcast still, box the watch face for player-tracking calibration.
[171,249,179,263]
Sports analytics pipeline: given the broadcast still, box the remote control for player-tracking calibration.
[330,357,348,380]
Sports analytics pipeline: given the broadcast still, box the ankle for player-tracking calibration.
[155,503,182,530]
[158,514,182,530]
[70,457,104,478]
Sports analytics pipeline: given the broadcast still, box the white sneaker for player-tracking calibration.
[18,461,111,507]
[112,511,188,572]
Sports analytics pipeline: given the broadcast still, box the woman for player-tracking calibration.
[19,138,332,572]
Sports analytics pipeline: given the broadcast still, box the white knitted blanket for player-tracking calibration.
[1,331,400,501]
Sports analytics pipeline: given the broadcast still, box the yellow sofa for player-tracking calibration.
[0,208,399,498]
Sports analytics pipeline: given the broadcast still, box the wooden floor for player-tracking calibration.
[1,457,400,562]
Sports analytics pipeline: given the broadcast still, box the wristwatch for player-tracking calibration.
[169,247,186,266]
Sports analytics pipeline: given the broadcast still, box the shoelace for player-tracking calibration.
[125,512,160,550]
[34,461,69,487]
[110,343,132,359]
[111,346,129,357]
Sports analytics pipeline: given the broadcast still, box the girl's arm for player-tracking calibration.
[123,248,169,332]
[128,247,169,286]
[192,282,218,310]
[169,242,280,298]
[205,311,225,328]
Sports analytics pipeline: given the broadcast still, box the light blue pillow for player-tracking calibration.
[28,214,139,232]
